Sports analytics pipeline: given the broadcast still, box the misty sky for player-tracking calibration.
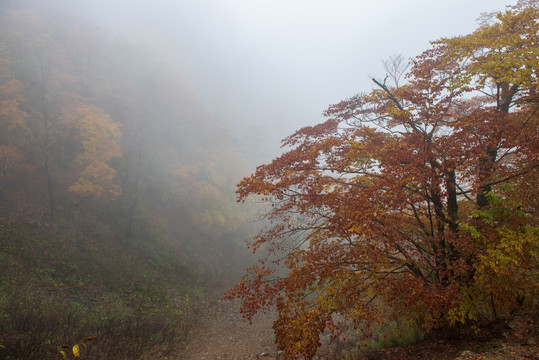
[43,0,513,166]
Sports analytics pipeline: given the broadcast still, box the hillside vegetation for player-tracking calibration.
[0,8,251,359]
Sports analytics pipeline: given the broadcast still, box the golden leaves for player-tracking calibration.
[74,104,122,164]
[68,161,121,200]
[436,2,538,97]
[68,104,122,200]
[72,344,80,357]
[58,336,96,358]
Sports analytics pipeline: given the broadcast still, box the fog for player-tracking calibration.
[25,0,512,167]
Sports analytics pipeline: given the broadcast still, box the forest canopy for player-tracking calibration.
[226,2,539,359]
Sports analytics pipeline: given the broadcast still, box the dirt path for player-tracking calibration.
[174,297,539,360]
[177,299,280,360]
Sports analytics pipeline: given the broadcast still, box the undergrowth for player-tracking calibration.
[355,319,424,355]
[0,219,208,360]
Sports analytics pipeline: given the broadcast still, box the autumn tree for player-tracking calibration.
[226,2,539,359]
[67,103,122,200]
[0,47,28,188]
[0,10,126,216]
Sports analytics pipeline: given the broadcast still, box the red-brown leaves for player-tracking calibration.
[228,4,539,359]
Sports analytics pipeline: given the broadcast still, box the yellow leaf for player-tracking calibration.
[60,350,66,358]
[73,344,80,357]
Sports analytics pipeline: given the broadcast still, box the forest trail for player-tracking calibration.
[173,300,539,360]
[177,299,280,360]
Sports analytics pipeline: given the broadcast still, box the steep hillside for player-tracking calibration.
[0,7,252,359]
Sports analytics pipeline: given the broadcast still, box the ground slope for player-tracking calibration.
[176,303,538,360]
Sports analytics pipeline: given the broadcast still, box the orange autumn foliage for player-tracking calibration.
[226,2,539,359]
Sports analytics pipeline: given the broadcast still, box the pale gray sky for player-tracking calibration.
[46,0,514,166]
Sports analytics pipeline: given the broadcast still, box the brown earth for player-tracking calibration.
[176,299,279,360]
[173,300,538,360]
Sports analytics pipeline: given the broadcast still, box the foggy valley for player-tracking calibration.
[0,1,537,359]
